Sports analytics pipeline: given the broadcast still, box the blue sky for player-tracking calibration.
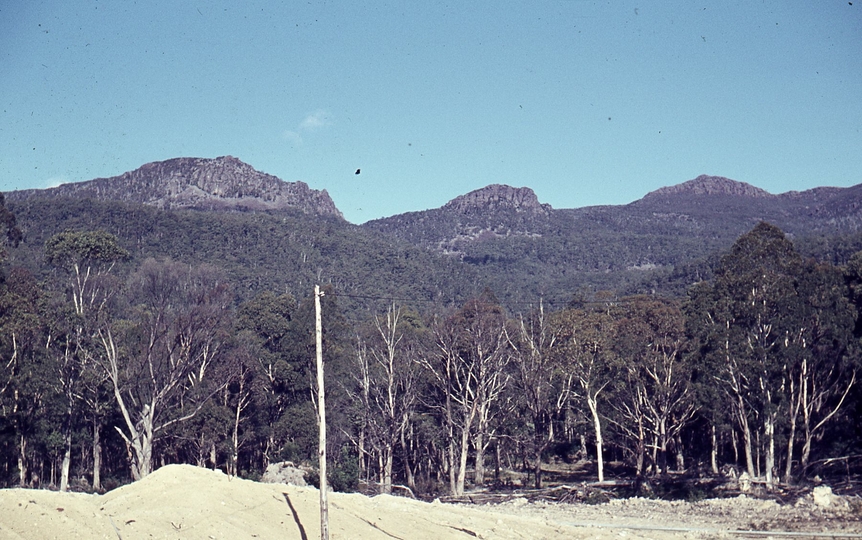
[1,1,860,224]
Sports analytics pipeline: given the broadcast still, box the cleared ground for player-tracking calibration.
[1,464,860,539]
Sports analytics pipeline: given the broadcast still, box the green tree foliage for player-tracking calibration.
[686,223,858,485]
[9,198,479,316]
[4,209,862,495]
[0,193,22,260]
[0,267,49,486]
[42,230,129,491]
[234,291,307,468]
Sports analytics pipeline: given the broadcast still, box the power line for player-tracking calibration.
[330,290,644,310]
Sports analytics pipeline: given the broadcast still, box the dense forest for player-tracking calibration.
[1,192,861,499]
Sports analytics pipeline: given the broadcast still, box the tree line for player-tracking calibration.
[1,214,860,496]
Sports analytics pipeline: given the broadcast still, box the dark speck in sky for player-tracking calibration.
[355,169,361,175]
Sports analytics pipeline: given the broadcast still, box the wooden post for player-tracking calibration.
[314,285,329,540]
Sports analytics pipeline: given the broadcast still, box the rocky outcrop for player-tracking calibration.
[8,156,343,219]
[260,461,308,486]
[643,175,774,199]
[363,184,554,257]
[443,185,552,216]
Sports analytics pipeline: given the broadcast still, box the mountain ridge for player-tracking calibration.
[6,158,862,309]
[362,173,862,303]
[7,156,343,219]
[7,156,856,223]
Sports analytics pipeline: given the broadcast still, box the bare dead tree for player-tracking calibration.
[423,296,509,495]
[98,258,231,480]
[349,304,421,494]
[507,299,571,488]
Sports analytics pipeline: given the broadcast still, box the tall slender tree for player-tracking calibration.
[351,304,423,493]
[44,230,128,491]
[0,267,44,486]
[507,299,572,488]
[424,293,509,495]
[552,306,615,482]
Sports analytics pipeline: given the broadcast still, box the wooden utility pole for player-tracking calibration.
[314,285,329,540]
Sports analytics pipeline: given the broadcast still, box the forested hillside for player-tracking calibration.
[2,163,862,500]
[4,197,481,317]
[364,176,862,305]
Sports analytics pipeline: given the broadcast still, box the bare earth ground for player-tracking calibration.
[1,464,860,540]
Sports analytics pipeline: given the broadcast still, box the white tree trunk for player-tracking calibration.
[92,421,101,490]
[382,443,393,494]
[737,395,756,478]
[587,395,604,483]
[59,431,72,492]
[765,415,776,488]
[455,423,470,496]
[710,424,719,475]
[18,434,27,486]
[474,431,485,486]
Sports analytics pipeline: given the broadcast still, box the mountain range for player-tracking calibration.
[6,157,862,312]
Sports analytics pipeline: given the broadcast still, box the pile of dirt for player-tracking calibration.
[1,464,860,539]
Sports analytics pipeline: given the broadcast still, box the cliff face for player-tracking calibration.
[442,184,552,216]
[8,156,343,218]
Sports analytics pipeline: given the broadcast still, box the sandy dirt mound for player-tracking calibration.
[1,464,860,539]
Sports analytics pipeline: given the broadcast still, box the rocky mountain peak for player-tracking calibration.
[442,184,552,215]
[8,156,343,219]
[644,175,773,199]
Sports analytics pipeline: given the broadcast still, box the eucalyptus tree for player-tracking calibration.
[686,223,801,485]
[507,299,572,488]
[610,296,695,477]
[43,230,128,491]
[685,222,859,485]
[222,332,261,477]
[234,291,301,469]
[779,255,860,476]
[0,197,41,487]
[551,306,616,482]
[99,258,232,480]
[424,293,510,495]
[0,267,46,486]
[351,304,424,494]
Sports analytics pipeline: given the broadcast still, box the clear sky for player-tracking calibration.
[1,1,860,224]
